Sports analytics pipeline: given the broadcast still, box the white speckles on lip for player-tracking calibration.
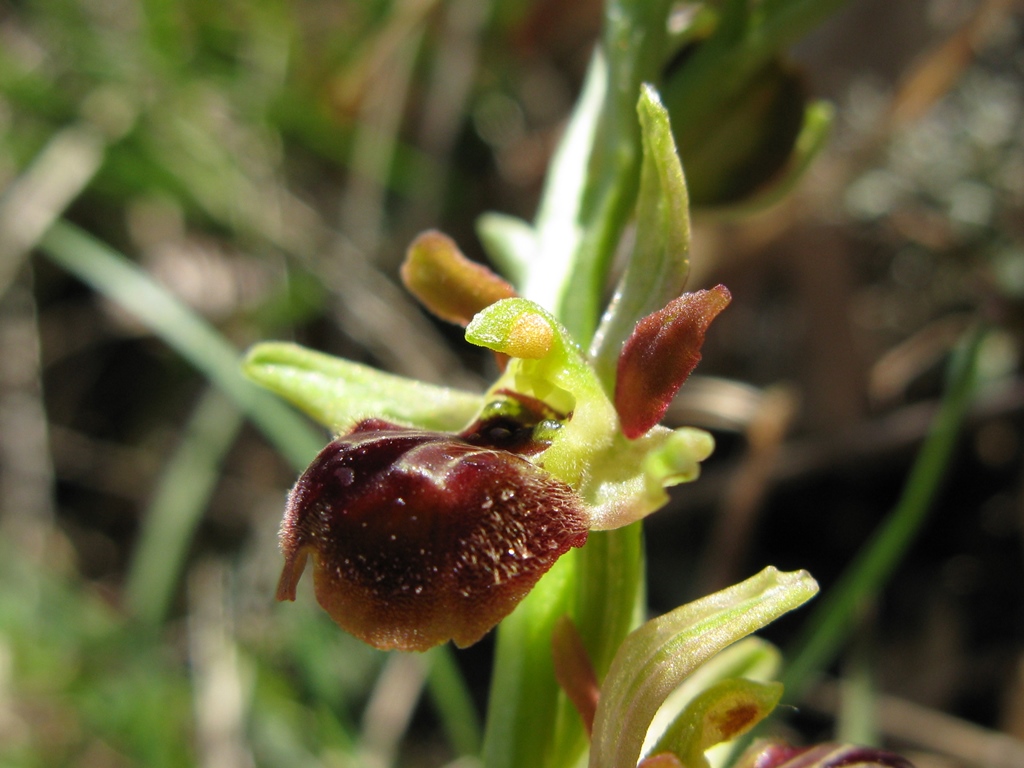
[279,422,590,651]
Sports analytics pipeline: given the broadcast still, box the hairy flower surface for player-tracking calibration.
[277,416,589,651]
[252,229,729,651]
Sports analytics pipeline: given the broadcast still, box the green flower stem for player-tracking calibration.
[782,325,986,700]
[483,3,675,765]
[553,525,646,766]
[483,555,580,768]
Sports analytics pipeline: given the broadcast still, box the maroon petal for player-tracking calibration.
[277,419,589,651]
[614,285,731,439]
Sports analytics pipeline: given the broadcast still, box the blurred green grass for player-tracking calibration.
[1,0,1023,766]
[0,1,491,765]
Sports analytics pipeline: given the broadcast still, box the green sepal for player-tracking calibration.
[590,84,692,391]
[242,341,484,433]
[590,567,818,768]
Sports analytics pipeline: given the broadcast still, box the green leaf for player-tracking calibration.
[590,85,692,392]
[242,341,484,433]
[591,567,818,768]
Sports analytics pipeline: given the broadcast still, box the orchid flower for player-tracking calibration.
[247,226,728,652]
[239,1,925,764]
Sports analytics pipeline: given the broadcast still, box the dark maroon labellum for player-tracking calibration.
[277,418,589,651]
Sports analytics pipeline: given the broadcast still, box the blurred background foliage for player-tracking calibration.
[0,0,1023,766]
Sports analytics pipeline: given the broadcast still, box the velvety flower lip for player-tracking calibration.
[277,418,589,652]
[259,225,728,650]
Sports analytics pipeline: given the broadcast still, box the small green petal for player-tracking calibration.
[243,341,484,433]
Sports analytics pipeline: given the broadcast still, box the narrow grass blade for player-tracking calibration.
[126,388,243,626]
[38,220,324,472]
[782,326,986,699]
[426,646,483,758]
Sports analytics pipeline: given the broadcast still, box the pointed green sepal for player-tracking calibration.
[242,341,484,433]
[590,84,692,389]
